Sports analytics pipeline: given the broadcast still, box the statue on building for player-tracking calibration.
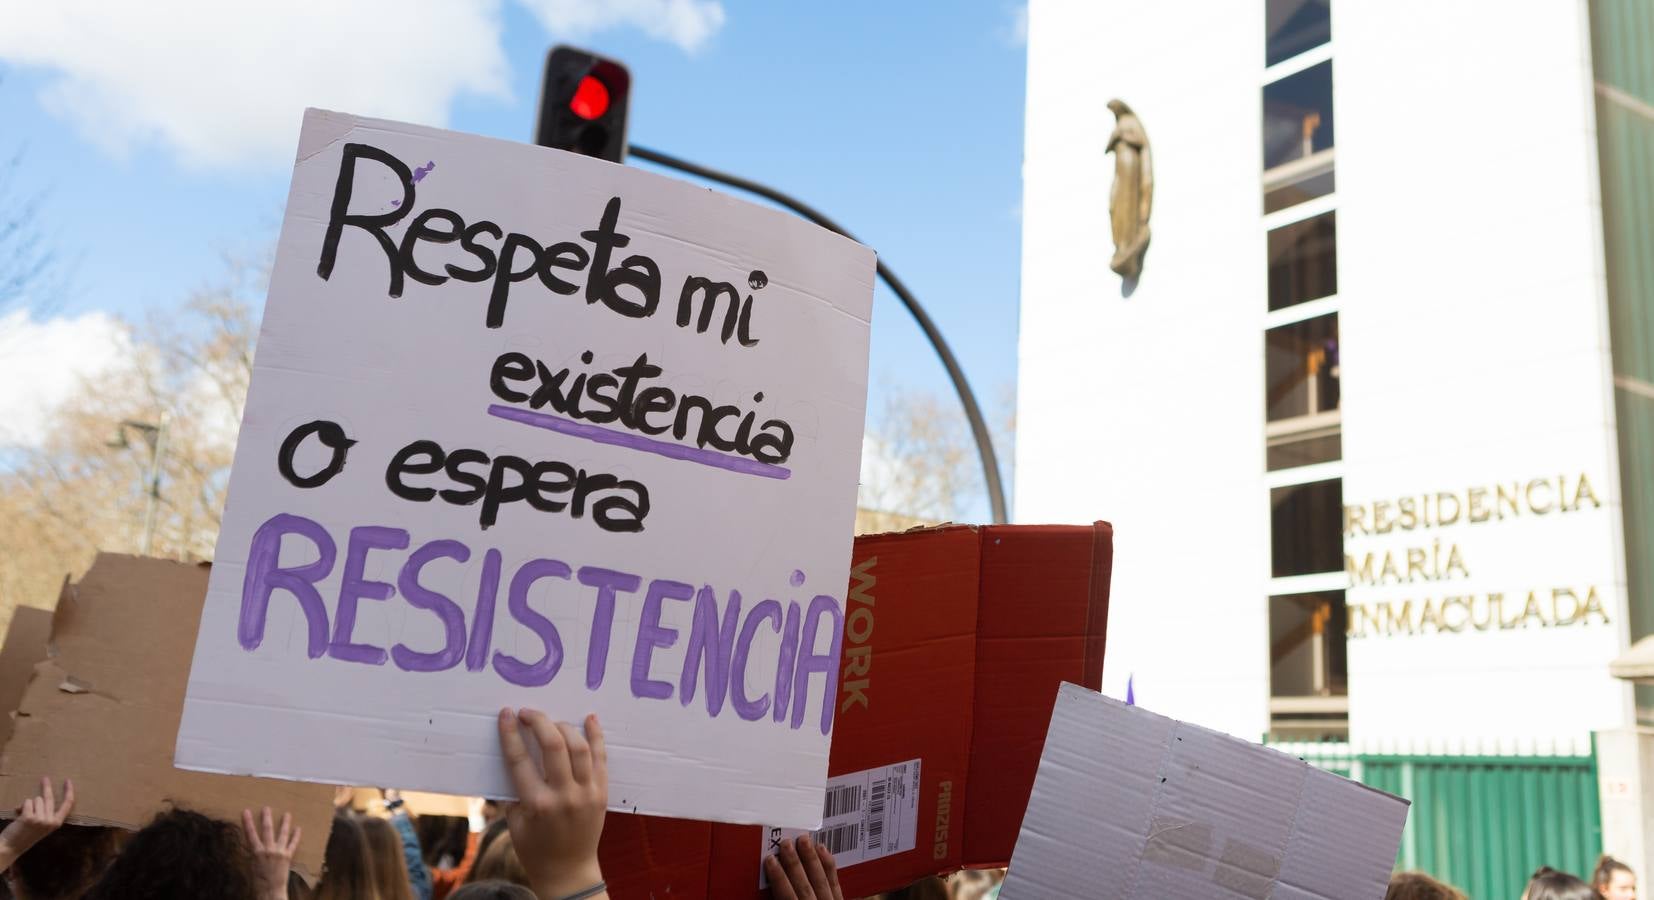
[1106,99,1153,281]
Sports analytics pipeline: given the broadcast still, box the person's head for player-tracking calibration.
[1385,871,1467,900]
[465,831,529,887]
[287,870,315,900]
[8,824,120,900]
[1595,856,1638,900]
[315,812,376,900]
[471,819,510,874]
[413,815,468,869]
[82,809,260,900]
[448,883,536,900]
[1526,867,1606,900]
[358,816,413,900]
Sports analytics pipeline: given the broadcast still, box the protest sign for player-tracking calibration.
[0,555,334,878]
[0,606,53,748]
[1001,683,1409,899]
[175,109,876,828]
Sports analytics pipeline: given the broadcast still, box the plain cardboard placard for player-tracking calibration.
[175,109,876,829]
[0,555,333,878]
[0,606,54,748]
[1002,683,1408,900]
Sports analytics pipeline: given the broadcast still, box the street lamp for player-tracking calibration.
[107,417,167,556]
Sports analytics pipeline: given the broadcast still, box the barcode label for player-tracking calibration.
[815,822,861,855]
[758,758,922,887]
[824,784,862,819]
[867,776,888,851]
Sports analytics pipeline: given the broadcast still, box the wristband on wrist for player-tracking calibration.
[384,798,405,812]
[554,882,607,900]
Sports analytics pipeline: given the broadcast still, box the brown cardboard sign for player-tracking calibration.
[0,554,333,877]
[0,606,54,748]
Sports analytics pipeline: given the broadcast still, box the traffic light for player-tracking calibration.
[535,46,631,163]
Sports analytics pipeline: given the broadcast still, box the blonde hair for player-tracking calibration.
[359,817,414,900]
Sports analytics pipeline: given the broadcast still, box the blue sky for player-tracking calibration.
[0,1,1027,513]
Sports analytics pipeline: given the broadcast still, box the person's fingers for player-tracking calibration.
[765,854,800,900]
[555,721,593,785]
[519,708,573,789]
[262,807,275,843]
[21,798,35,821]
[797,835,833,899]
[816,843,843,900]
[288,825,303,856]
[777,836,815,900]
[36,777,52,820]
[243,809,264,851]
[57,779,74,822]
[277,811,292,848]
[498,707,549,804]
[586,714,608,784]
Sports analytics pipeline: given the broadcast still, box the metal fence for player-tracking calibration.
[1272,741,1602,899]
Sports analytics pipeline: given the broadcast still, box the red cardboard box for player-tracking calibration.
[598,522,1112,899]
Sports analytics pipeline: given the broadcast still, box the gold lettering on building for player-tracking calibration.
[1344,473,1602,537]
[1348,585,1609,638]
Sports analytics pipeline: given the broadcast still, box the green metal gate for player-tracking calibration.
[1275,743,1602,899]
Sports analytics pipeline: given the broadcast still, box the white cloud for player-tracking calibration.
[0,308,129,447]
[516,0,725,54]
[0,0,726,169]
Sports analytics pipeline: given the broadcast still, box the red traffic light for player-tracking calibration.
[569,75,610,120]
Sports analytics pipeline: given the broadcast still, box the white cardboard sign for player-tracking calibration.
[175,109,875,829]
[1003,684,1409,899]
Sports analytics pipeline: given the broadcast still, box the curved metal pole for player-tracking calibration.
[627,143,1009,525]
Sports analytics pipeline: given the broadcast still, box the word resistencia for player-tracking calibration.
[236,512,844,734]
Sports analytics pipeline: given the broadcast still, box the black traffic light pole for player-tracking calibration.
[627,143,1009,525]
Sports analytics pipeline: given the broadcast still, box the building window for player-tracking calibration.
[1266,0,1331,66]
[1265,313,1339,424]
[1268,589,1348,738]
[1270,590,1347,695]
[1270,477,1343,576]
[1263,61,1334,172]
[1268,428,1341,471]
[1263,158,1334,214]
[1268,210,1337,310]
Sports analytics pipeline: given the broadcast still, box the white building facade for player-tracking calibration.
[1016,1,1654,892]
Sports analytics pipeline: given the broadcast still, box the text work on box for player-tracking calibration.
[174,109,876,830]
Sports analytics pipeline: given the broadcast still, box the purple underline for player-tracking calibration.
[486,404,792,480]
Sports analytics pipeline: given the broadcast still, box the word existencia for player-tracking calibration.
[316,143,765,343]
[236,513,844,734]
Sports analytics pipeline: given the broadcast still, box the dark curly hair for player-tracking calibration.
[81,808,260,900]
[12,824,120,899]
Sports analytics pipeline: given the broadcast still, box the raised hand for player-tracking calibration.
[765,834,844,900]
[0,777,74,869]
[497,707,609,900]
[241,806,302,900]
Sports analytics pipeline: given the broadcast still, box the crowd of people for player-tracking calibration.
[1383,858,1639,900]
[0,704,1634,899]
[0,708,853,900]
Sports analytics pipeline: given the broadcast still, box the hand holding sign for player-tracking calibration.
[499,708,608,900]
